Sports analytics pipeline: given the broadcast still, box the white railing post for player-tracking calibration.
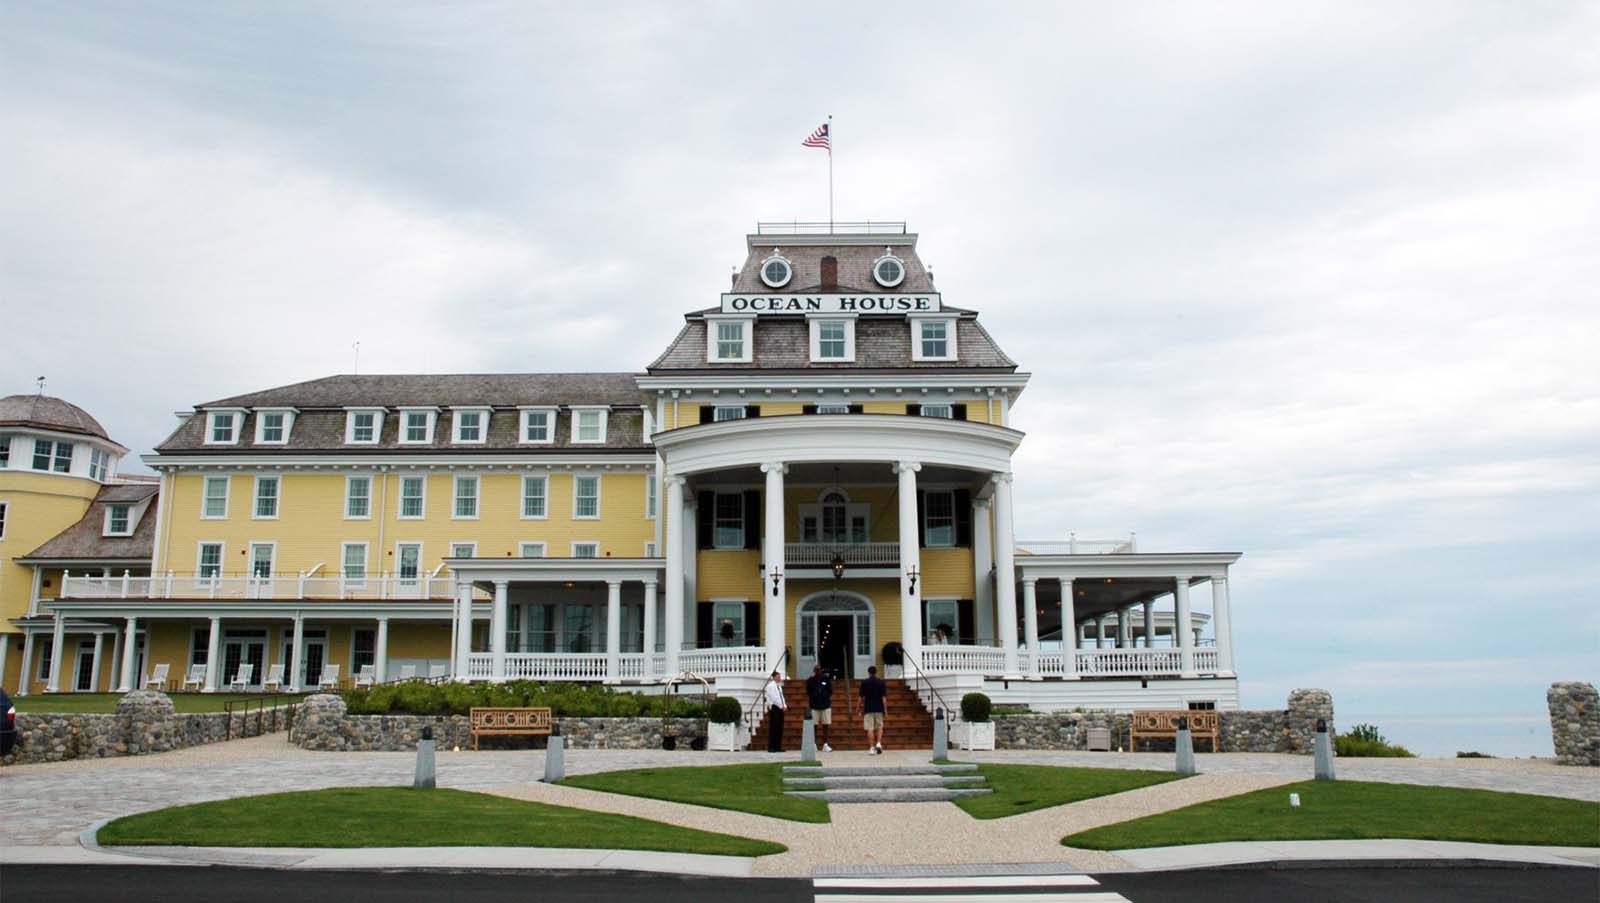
[165,571,174,598]
[62,570,71,599]
[380,572,389,600]
[297,571,306,597]
[121,570,131,597]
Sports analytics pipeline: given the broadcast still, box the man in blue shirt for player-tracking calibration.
[805,665,834,752]
[859,665,888,754]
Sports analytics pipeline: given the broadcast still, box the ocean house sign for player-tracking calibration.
[721,293,942,314]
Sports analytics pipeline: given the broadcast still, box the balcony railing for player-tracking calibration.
[1017,533,1138,555]
[917,644,1226,679]
[785,542,899,566]
[60,572,459,601]
[462,646,768,682]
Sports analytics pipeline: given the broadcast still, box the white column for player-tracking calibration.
[972,497,994,645]
[288,614,305,691]
[663,476,686,677]
[17,632,35,695]
[1095,615,1106,649]
[604,580,622,683]
[0,634,9,694]
[642,579,659,680]
[107,629,122,695]
[895,461,924,667]
[1213,575,1235,676]
[1175,576,1196,677]
[1143,601,1155,648]
[448,590,459,677]
[117,618,138,692]
[1118,607,1133,647]
[682,492,698,649]
[1021,578,1041,680]
[992,472,1021,679]
[1060,578,1079,679]
[761,462,787,674]
[45,611,65,693]
[490,580,509,682]
[203,616,222,692]
[375,617,390,683]
[455,580,474,680]
[89,632,105,692]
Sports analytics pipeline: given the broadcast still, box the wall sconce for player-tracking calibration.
[906,565,920,594]
[830,554,847,580]
[770,567,784,596]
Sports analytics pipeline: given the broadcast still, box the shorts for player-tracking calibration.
[811,707,832,725]
[862,712,884,730]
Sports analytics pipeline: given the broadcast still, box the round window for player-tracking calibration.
[873,253,905,288]
[760,254,792,288]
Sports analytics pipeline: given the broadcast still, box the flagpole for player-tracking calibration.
[827,114,834,234]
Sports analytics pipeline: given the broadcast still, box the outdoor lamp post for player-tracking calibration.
[831,554,846,580]
[770,567,784,597]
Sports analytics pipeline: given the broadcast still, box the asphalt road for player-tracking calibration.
[1,864,1596,903]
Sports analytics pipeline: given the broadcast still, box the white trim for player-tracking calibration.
[808,315,857,363]
[397,407,438,445]
[448,541,478,559]
[143,452,659,469]
[451,473,480,520]
[520,474,549,519]
[571,541,601,558]
[795,588,877,674]
[394,541,424,583]
[247,540,278,578]
[196,540,225,579]
[704,315,754,363]
[518,407,557,445]
[344,473,374,520]
[712,404,748,422]
[450,407,491,445]
[911,317,958,362]
[644,472,657,520]
[0,500,7,542]
[251,474,281,520]
[518,541,547,558]
[103,503,134,537]
[569,407,609,444]
[653,414,1022,476]
[201,474,230,520]
[758,250,793,288]
[872,249,907,288]
[396,473,427,519]
[343,408,385,445]
[340,541,370,586]
[252,408,296,445]
[572,473,602,520]
[203,410,245,446]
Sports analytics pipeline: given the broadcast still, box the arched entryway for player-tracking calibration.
[796,590,875,679]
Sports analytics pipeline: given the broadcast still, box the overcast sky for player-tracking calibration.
[4,2,1595,754]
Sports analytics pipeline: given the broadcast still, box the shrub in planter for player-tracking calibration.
[881,642,904,667]
[961,692,993,723]
[708,696,744,724]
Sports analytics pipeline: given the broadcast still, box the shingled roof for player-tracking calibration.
[647,316,1018,372]
[198,373,645,409]
[23,483,158,562]
[0,394,113,441]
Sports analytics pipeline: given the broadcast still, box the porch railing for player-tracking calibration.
[921,645,1006,675]
[679,645,768,677]
[785,542,899,566]
[463,648,767,682]
[918,644,1226,678]
[1016,533,1138,555]
[61,572,460,601]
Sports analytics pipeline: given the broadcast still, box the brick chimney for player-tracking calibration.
[820,256,838,291]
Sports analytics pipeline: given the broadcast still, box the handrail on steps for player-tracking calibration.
[745,647,790,739]
[901,651,955,723]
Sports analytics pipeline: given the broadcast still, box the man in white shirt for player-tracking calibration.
[764,670,787,753]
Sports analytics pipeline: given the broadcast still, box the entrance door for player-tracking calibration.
[797,591,874,678]
[279,630,328,688]
[222,634,267,688]
[817,615,854,679]
[75,642,96,691]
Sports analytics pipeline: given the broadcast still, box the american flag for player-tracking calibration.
[801,122,830,149]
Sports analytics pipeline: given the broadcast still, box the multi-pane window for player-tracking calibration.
[713,406,746,422]
[352,629,376,675]
[519,542,546,558]
[258,412,286,442]
[198,542,223,579]
[920,320,951,358]
[346,476,371,518]
[521,409,552,443]
[714,492,744,548]
[0,436,9,468]
[522,475,547,518]
[575,410,604,443]
[453,475,479,518]
[349,411,377,443]
[209,413,236,444]
[399,476,425,518]
[0,502,7,540]
[923,490,955,547]
[107,505,130,535]
[816,403,850,414]
[33,440,72,472]
[817,320,847,358]
[404,411,430,442]
[254,476,280,518]
[715,321,745,359]
[202,476,229,518]
[396,543,422,582]
[926,600,960,644]
[645,474,657,519]
[89,448,108,480]
[249,543,274,578]
[712,601,744,647]
[455,410,484,442]
[919,404,954,419]
[37,640,52,681]
[342,543,368,585]
[573,475,600,518]
[451,542,476,559]
[572,542,599,558]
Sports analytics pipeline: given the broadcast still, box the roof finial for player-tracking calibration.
[36,375,46,395]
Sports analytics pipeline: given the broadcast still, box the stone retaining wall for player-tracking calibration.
[994,688,1335,754]
[291,694,706,751]
[1548,681,1599,766]
[1,691,287,765]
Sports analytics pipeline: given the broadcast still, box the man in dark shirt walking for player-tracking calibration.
[859,665,888,755]
[805,665,834,752]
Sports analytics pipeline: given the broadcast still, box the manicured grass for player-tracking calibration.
[1062,780,1600,850]
[563,763,830,823]
[12,693,306,714]
[956,764,1188,819]
[98,787,784,856]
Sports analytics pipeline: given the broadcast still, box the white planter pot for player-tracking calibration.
[708,721,740,751]
[959,721,995,751]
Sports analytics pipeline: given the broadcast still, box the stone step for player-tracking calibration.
[782,763,978,777]
[784,787,994,803]
[781,774,988,789]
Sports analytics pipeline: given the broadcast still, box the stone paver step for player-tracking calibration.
[784,787,994,803]
[781,763,979,777]
[781,774,988,789]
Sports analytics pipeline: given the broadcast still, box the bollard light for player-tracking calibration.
[1290,792,1301,808]
[1316,718,1327,733]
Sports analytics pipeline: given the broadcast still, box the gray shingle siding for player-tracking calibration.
[647,316,1017,372]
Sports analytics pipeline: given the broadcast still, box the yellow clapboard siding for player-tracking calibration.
[697,550,761,598]
[0,471,100,626]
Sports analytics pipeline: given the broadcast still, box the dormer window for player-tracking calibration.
[344,408,384,445]
[204,410,242,445]
[33,439,73,472]
[808,314,856,363]
[706,315,753,363]
[873,249,906,288]
[452,407,490,444]
[105,504,132,536]
[911,315,957,362]
[759,250,793,288]
[519,407,555,444]
[398,408,437,445]
[571,407,608,444]
[89,448,110,481]
[254,409,295,445]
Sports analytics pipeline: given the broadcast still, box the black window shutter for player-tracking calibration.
[743,490,761,550]
[920,600,929,642]
[906,403,922,416]
[745,405,760,418]
[696,491,714,549]
[848,404,864,414]
[696,602,713,649]
[952,403,968,421]
[954,489,972,546]
[698,406,715,424]
[916,489,927,548]
[744,601,761,646]
[958,600,976,645]
[802,404,817,415]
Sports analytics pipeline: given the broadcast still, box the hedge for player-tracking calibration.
[341,681,709,718]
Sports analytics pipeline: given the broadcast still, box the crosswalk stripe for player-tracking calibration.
[815,876,1099,889]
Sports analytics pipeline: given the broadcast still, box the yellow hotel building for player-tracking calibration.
[11,223,1241,715]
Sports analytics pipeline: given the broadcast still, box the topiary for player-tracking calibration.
[707,696,743,724]
[960,692,992,723]
[881,642,904,666]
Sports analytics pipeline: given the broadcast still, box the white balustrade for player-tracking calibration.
[678,646,768,677]
[1075,648,1184,676]
[59,572,457,600]
[784,542,899,565]
[465,653,493,680]
[1194,649,1220,673]
[502,653,608,681]
[920,645,1007,675]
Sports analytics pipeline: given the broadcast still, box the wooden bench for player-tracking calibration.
[1130,710,1219,752]
[468,706,553,750]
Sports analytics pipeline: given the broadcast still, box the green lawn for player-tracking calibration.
[563,763,830,823]
[98,787,784,856]
[12,693,306,714]
[1062,780,1600,850]
[956,764,1188,819]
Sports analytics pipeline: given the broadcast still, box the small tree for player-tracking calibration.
[960,692,993,723]
[707,696,743,724]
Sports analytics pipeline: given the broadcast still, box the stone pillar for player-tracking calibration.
[1021,578,1041,679]
[1285,688,1335,754]
[289,614,305,692]
[991,472,1021,679]
[1547,681,1600,766]
[45,611,65,692]
[18,632,36,695]
[375,617,390,683]
[761,462,788,674]
[203,616,222,692]
[604,580,622,683]
[1143,601,1155,649]
[642,579,658,681]
[1175,576,1196,677]
[490,579,509,682]
[1212,575,1235,676]
[89,632,105,692]
[896,461,924,666]
[1060,578,1079,680]
[117,618,138,692]
[663,475,686,677]
[972,497,994,645]
[454,580,474,680]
